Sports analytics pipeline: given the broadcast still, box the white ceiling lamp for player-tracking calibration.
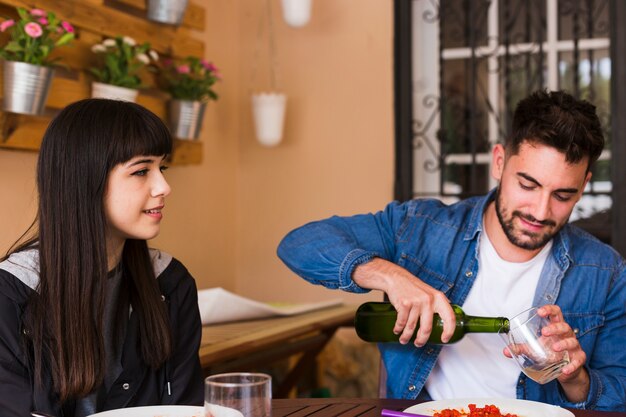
[281,0,312,27]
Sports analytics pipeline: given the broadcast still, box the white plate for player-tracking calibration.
[404,398,574,417]
[88,404,242,417]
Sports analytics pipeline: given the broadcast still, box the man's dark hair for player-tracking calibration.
[506,90,604,170]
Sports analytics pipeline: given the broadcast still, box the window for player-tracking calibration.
[395,0,621,246]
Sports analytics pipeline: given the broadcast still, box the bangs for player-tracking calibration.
[38,99,174,199]
[106,102,173,166]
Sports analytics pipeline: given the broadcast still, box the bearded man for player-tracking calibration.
[277,90,626,411]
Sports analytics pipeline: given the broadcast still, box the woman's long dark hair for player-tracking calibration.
[10,99,173,401]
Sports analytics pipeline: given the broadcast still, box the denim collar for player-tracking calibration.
[464,187,573,305]
[463,187,496,242]
[464,187,573,262]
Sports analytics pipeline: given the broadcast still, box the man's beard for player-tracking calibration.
[494,187,562,251]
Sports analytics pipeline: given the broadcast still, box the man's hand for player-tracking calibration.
[353,258,456,346]
[502,305,589,403]
[538,305,589,403]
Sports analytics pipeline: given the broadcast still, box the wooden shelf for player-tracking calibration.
[0,0,206,165]
[0,112,202,165]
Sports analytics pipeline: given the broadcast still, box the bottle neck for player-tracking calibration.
[464,315,510,334]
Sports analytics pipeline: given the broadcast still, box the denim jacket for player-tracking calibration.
[277,190,626,411]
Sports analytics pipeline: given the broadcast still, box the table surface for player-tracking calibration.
[203,310,626,417]
[199,304,356,370]
[271,398,626,417]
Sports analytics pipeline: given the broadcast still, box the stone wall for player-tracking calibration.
[316,328,380,398]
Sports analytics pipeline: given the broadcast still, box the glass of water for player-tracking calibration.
[205,372,272,417]
[500,307,570,384]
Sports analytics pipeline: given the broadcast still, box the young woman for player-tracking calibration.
[0,99,203,416]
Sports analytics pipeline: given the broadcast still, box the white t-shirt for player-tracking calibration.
[424,225,552,399]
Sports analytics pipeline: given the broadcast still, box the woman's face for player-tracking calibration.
[104,155,171,249]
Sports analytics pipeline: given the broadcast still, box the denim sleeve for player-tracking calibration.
[555,264,626,411]
[276,201,409,293]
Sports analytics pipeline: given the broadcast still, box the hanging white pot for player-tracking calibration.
[146,0,189,25]
[2,61,54,115]
[91,82,139,102]
[168,99,207,140]
[251,92,287,147]
[281,0,312,27]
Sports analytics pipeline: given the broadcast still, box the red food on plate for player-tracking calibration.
[433,403,520,417]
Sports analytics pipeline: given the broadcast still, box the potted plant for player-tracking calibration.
[159,56,220,140]
[0,7,74,115]
[89,36,158,102]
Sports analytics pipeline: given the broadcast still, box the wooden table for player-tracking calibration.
[200,304,356,397]
[272,398,626,417]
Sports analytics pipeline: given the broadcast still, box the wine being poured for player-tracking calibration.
[521,356,570,384]
[501,306,571,384]
[354,302,510,345]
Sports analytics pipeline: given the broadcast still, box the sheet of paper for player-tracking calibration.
[198,287,343,325]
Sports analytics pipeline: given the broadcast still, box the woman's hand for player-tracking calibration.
[353,258,456,346]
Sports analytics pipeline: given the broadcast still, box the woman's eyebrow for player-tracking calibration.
[126,158,155,167]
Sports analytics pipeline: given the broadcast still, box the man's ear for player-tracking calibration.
[491,144,506,181]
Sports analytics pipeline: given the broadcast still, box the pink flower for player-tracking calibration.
[0,19,14,32]
[176,64,191,74]
[24,22,43,38]
[30,9,46,17]
[206,63,218,72]
[38,17,48,25]
[61,21,74,33]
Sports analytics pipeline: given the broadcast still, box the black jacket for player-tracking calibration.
[0,249,204,416]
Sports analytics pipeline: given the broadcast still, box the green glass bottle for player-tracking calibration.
[354,301,509,345]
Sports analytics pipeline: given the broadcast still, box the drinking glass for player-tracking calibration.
[205,372,272,417]
[499,307,570,384]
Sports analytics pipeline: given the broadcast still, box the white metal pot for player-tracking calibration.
[147,0,189,25]
[281,0,312,27]
[251,92,287,147]
[169,99,207,140]
[91,82,139,102]
[2,61,54,115]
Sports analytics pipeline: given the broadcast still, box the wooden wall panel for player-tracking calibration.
[8,0,177,53]
[0,115,48,151]
[0,0,205,164]
[112,0,206,31]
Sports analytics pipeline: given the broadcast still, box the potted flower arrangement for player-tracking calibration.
[89,36,158,102]
[159,56,220,140]
[0,7,75,115]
